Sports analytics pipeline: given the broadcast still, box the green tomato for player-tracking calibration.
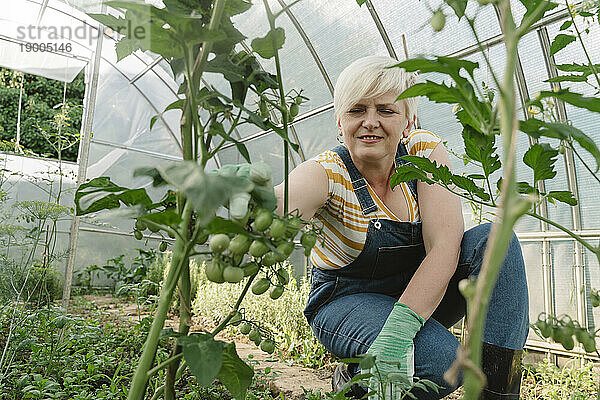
[555,327,574,350]
[229,311,242,326]
[229,234,251,255]
[275,268,290,285]
[135,219,147,231]
[276,242,294,260]
[289,103,299,120]
[134,230,143,240]
[262,252,278,266]
[223,266,245,283]
[591,293,600,308]
[285,217,303,238]
[209,234,230,254]
[252,278,271,295]
[159,241,168,252]
[583,335,597,353]
[148,224,160,233]
[249,240,269,258]
[205,259,225,283]
[535,320,552,339]
[259,99,269,119]
[575,328,588,344]
[300,231,317,249]
[240,322,252,335]
[269,286,284,300]
[253,210,273,232]
[248,328,261,344]
[430,9,446,32]
[269,219,286,239]
[294,96,302,105]
[242,262,260,277]
[260,339,275,354]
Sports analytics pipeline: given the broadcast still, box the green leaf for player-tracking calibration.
[520,118,600,171]
[217,343,253,399]
[75,177,153,215]
[515,181,537,195]
[390,165,431,188]
[523,143,558,184]
[462,125,502,176]
[180,334,225,386]
[546,190,577,206]
[154,162,254,224]
[139,210,182,228]
[224,0,252,16]
[545,74,589,83]
[519,0,558,26]
[356,0,367,5]
[397,81,462,104]
[559,20,573,30]
[393,57,478,86]
[207,217,247,235]
[251,27,285,59]
[212,17,247,54]
[536,89,600,113]
[451,175,490,201]
[444,0,467,19]
[550,34,576,56]
[554,63,600,73]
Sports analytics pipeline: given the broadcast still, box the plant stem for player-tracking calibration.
[462,2,522,398]
[262,0,290,214]
[127,203,194,400]
[568,140,600,184]
[210,273,257,337]
[147,353,184,379]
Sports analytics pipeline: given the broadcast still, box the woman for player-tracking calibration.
[274,56,529,399]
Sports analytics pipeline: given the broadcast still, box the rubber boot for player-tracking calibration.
[332,364,367,399]
[480,342,523,400]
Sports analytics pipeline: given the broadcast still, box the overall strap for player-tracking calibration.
[395,141,419,203]
[331,145,378,215]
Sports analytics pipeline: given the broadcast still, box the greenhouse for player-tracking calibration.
[1,0,599,398]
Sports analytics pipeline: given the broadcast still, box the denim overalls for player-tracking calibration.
[304,143,530,400]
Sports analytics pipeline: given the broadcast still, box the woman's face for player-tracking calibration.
[337,91,411,165]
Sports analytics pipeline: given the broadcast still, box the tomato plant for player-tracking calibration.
[75,1,315,399]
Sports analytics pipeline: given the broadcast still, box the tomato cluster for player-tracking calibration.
[226,310,276,354]
[534,314,598,353]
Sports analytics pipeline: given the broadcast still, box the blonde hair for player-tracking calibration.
[333,55,419,121]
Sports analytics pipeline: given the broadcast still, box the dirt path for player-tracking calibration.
[79,295,460,399]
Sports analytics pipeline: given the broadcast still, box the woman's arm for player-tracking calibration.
[398,143,464,319]
[274,160,329,219]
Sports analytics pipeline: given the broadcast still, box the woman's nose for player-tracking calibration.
[362,108,380,130]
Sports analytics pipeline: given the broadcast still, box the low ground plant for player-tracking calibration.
[521,359,599,399]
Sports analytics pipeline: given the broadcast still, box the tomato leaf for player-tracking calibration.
[546,190,577,206]
[179,334,225,386]
[550,33,576,56]
[520,118,600,171]
[139,210,182,227]
[75,177,153,215]
[523,143,558,184]
[444,0,467,19]
[545,74,589,83]
[251,27,285,59]
[535,89,600,113]
[217,343,253,399]
[462,125,501,176]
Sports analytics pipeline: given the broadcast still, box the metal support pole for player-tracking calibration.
[62,20,104,311]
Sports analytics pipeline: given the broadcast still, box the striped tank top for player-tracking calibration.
[309,129,442,271]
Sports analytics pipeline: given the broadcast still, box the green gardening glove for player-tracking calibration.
[362,302,425,399]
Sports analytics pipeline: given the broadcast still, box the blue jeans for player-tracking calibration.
[308,223,529,399]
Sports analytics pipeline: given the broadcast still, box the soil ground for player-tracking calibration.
[78,295,463,399]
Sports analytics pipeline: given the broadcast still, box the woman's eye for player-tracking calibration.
[378,108,395,114]
[348,108,364,114]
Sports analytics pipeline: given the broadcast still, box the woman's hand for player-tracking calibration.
[363,302,425,398]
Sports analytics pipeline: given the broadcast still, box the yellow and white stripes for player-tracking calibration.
[309,130,442,270]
